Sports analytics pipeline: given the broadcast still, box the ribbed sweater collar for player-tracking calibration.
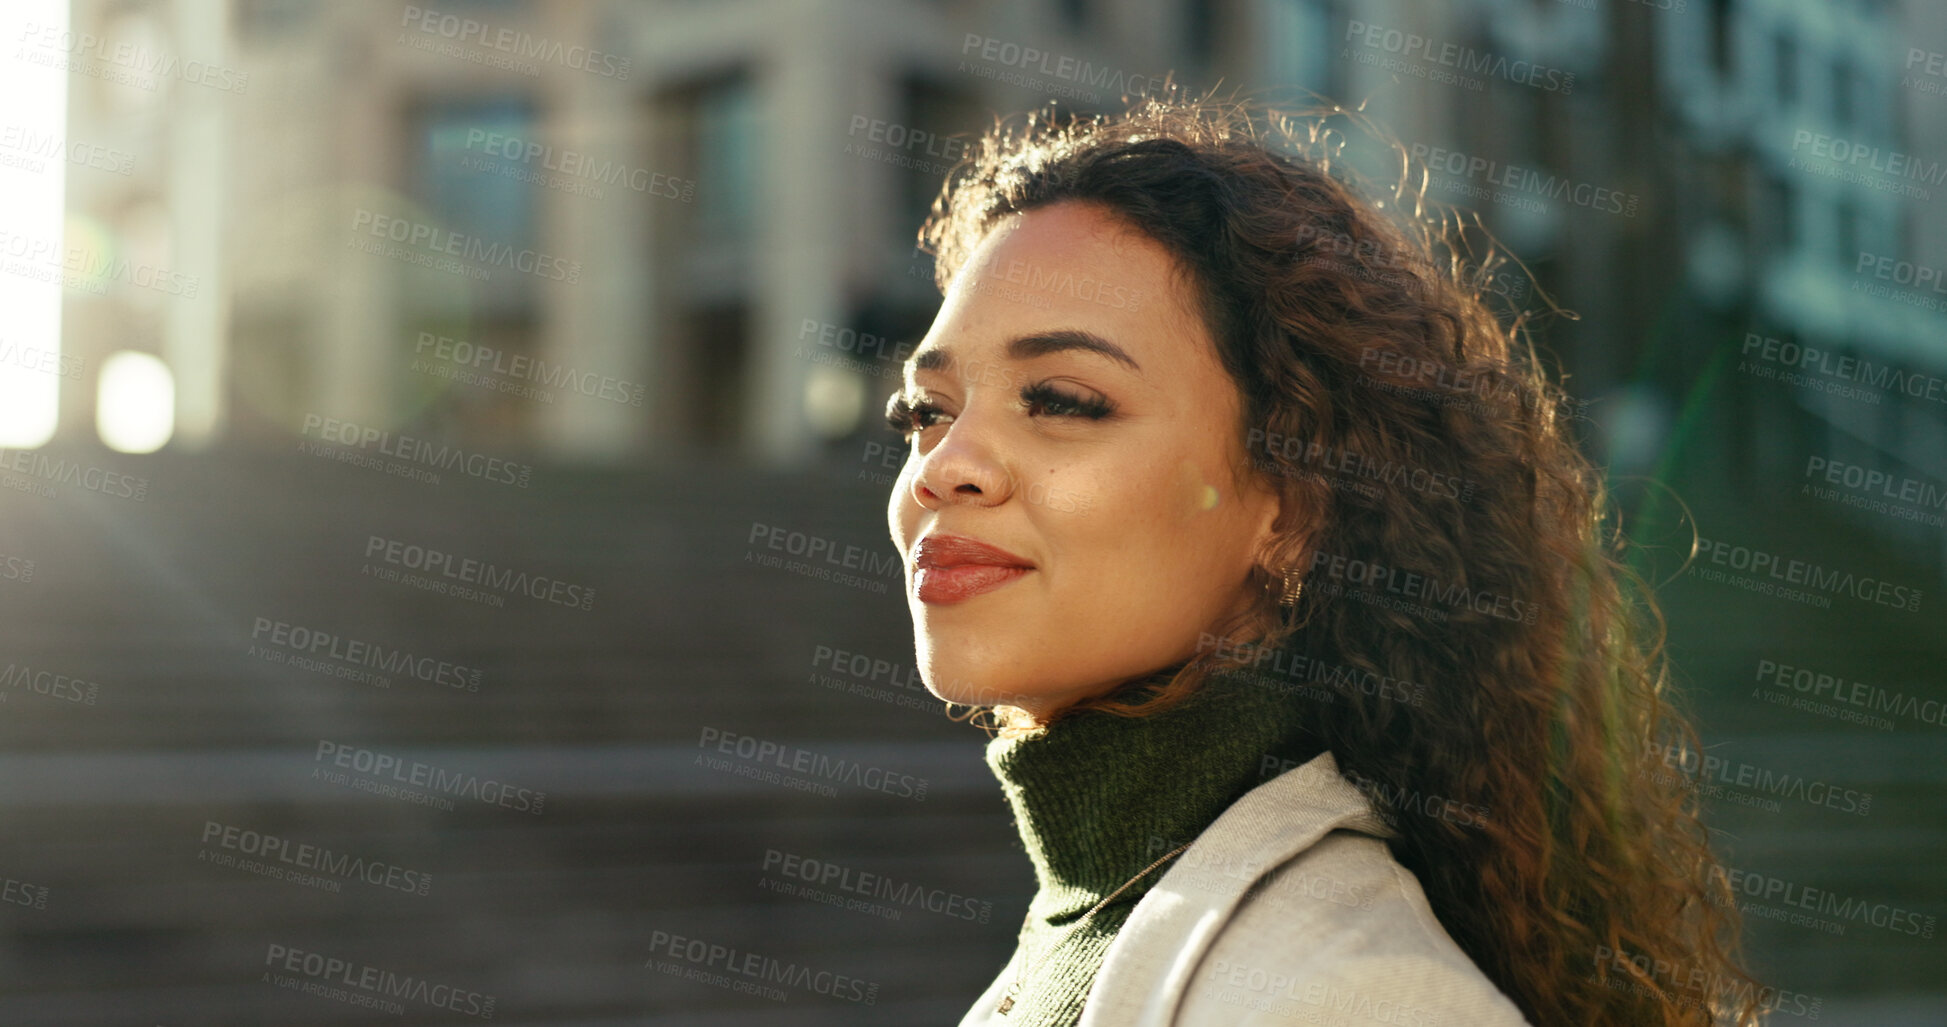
[983,663,1321,923]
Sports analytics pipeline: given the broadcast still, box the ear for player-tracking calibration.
[1246,474,1297,571]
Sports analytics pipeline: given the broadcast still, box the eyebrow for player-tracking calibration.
[908,329,1144,378]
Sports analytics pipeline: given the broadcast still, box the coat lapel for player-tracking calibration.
[1076,751,1396,1027]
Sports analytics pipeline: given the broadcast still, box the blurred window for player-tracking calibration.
[1186,0,1216,63]
[1831,59,1853,127]
[404,95,541,440]
[410,95,539,317]
[1773,30,1795,105]
[233,0,312,37]
[1836,199,1858,268]
[1263,0,1335,97]
[1757,171,1794,255]
[898,75,979,240]
[693,77,761,250]
[653,72,761,451]
[1707,0,1733,74]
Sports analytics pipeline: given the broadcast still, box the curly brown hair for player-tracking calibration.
[913,91,1766,1026]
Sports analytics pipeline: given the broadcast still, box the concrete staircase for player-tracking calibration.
[0,447,1030,1025]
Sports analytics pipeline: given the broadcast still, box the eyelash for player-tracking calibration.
[883,382,1116,439]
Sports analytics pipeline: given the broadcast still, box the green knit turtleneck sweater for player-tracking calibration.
[982,664,1322,1025]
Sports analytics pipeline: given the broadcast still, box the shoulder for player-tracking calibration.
[1076,753,1533,1027]
[1174,830,1531,1026]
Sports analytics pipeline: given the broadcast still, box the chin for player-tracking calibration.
[915,647,1032,709]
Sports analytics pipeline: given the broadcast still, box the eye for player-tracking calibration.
[1021,381,1115,420]
[883,381,1116,440]
[884,393,952,439]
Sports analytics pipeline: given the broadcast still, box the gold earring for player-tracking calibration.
[1278,568,1303,608]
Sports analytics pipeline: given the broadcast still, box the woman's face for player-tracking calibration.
[886,201,1283,722]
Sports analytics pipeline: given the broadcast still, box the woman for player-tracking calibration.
[882,94,1762,1026]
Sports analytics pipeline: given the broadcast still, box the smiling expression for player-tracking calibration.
[885,202,1283,722]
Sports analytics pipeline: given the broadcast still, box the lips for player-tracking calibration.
[912,534,1034,605]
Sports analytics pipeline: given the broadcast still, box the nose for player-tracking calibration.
[909,414,1015,510]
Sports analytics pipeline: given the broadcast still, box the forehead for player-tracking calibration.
[905,202,1217,387]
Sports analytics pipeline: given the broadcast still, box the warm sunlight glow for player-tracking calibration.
[0,1,71,449]
[97,351,175,454]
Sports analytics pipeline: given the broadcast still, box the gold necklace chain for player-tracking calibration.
[995,839,1194,1016]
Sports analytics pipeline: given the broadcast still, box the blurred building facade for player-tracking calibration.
[1648,0,1945,573]
[40,0,1942,557]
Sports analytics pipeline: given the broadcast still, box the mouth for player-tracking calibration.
[912,533,1035,606]
[914,564,1032,605]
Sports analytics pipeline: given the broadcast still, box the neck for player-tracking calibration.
[983,663,1321,921]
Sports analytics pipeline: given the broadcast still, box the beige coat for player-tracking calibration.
[957,752,1532,1026]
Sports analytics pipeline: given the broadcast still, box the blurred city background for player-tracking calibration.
[0,0,1942,1023]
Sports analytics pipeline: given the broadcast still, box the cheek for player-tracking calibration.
[887,465,918,547]
[1162,457,1262,575]
[1059,457,1207,537]
[1174,458,1225,518]
[1065,460,1218,557]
